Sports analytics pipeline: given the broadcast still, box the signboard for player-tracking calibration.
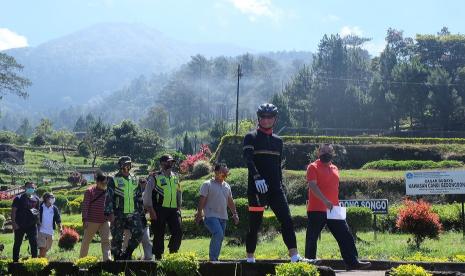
[339,199,389,214]
[405,170,465,195]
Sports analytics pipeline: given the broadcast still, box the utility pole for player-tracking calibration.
[235,64,243,134]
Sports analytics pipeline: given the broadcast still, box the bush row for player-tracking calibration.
[212,135,464,169]
[181,169,408,209]
[362,160,463,171]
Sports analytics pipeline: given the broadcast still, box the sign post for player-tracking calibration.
[405,170,465,239]
[339,199,389,241]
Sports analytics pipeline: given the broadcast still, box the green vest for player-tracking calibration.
[155,174,180,208]
[114,175,138,214]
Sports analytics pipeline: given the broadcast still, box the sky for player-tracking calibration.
[0,0,464,55]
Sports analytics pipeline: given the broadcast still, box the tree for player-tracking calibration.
[35,118,53,139]
[390,59,429,128]
[51,130,77,162]
[84,119,110,167]
[73,116,86,132]
[427,68,461,130]
[0,53,31,99]
[16,118,33,137]
[282,65,313,128]
[271,93,292,132]
[85,114,96,129]
[181,132,193,155]
[105,120,163,161]
[209,120,228,151]
[140,106,169,138]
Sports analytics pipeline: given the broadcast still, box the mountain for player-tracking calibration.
[2,22,254,110]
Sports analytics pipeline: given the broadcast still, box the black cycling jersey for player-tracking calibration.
[243,129,283,194]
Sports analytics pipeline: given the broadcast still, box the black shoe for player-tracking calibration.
[346,261,371,271]
[120,252,132,260]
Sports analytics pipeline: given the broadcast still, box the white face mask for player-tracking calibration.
[49,198,55,205]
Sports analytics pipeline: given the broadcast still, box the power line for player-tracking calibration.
[308,75,465,88]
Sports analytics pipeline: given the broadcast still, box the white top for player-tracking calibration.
[39,203,54,235]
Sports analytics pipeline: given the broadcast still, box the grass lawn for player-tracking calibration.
[2,228,464,262]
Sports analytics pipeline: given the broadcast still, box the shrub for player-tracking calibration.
[390,264,432,276]
[0,259,11,275]
[0,131,20,144]
[36,186,51,197]
[274,262,320,276]
[191,160,212,179]
[0,214,5,229]
[21,257,49,273]
[396,199,442,249]
[159,252,199,276]
[54,195,69,210]
[229,198,249,242]
[68,201,81,214]
[78,142,91,157]
[31,134,47,146]
[74,256,99,269]
[362,160,463,170]
[61,222,84,236]
[346,207,372,241]
[58,227,80,250]
[0,208,11,218]
[180,145,212,174]
[0,199,12,208]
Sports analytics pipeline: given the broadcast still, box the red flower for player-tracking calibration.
[180,144,212,174]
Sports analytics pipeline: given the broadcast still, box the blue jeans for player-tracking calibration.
[204,217,227,261]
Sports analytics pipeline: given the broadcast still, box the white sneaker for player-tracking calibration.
[291,255,320,264]
[246,257,256,263]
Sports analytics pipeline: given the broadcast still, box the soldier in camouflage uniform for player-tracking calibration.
[104,156,144,260]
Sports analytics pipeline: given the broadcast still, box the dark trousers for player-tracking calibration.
[305,211,358,265]
[151,207,183,259]
[246,191,297,253]
[13,225,38,262]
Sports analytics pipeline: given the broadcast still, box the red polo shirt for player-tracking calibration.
[306,159,340,212]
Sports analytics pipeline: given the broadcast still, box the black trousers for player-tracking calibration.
[305,211,358,265]
[13,225,38,262]
[151,207,183,259]
[246,191,297,253]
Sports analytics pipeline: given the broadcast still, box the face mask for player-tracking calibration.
[49,198,55,205]
[164,163,173,170]
[26,188,35,195]
[320,153,333,163]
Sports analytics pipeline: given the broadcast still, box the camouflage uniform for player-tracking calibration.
[104,172,144,260]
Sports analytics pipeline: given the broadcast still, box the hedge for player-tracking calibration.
[362,160,463,171]
[211,135,464,169]
[181,169,407,208]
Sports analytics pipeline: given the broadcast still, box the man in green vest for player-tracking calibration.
[104,156,144,260]
[143,154,183,260]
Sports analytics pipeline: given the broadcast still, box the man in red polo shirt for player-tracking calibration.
[305,144,371,270]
